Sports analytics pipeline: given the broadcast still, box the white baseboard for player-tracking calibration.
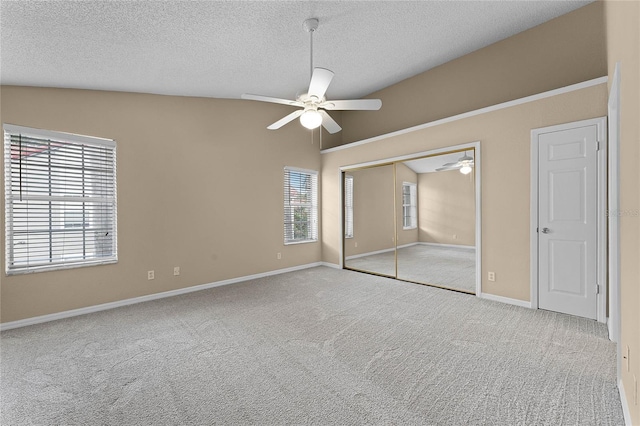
[345,247,395,260]
[320,262,341,269]
[420,242,475,250]
[479,292,532,309]
[618,379,633,426]
[397,242,420,249]
[0,262,326,331]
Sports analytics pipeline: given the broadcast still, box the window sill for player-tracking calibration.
[6,258,118,276]
[403,226,417,230]
[284,239,318,246]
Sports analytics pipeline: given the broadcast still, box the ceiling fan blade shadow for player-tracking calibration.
[319,110,342,134]
[308,68,334,100]
[440,162,460,167]
[267,110,304,130]
[242,93,302,107]
[322,99,382,110]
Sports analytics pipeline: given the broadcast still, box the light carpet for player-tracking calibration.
[0,267,623,425]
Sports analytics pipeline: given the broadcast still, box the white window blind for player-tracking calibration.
[402,182,417,230]
[284,167,318,244]
[4,124,117,274]
[344,175,354,238]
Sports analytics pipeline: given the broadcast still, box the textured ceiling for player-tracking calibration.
[1,1,592,101]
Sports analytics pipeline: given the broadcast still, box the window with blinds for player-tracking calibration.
[344,175,354,238]
[402,182,417,230]
[284,167,318,244]
[4,124,117,274]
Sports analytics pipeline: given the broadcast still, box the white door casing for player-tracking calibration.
[531,117,607,322]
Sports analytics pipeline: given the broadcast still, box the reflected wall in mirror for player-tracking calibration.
[343,164,396,277]
[397,151,476,292]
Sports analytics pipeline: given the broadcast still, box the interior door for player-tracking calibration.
[538,124,598,319]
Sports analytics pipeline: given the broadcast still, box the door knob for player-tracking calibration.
[541,227,550,234]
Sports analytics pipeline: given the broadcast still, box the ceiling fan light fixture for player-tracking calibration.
[300,109,323,129]
[460,165,473,175]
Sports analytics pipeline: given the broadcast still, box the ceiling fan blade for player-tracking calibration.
[267,110,304,130]
[308,68,334,100]
[321,99,382,111]
[242,93,302,107]
[319,110,342,134]
[441,162,460,167]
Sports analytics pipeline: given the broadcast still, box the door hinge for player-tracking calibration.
[596,141,601,151]
[596,284,600,294]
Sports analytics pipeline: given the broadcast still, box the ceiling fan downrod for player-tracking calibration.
[303,18,319,80]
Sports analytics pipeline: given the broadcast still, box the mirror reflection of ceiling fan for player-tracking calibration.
[241,18,382,134]
[436,151,474,174]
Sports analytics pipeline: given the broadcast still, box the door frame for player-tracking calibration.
[607,64,621,374]
[530,117,607,323]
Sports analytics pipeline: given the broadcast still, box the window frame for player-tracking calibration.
[283,166,318,245]
[402,181,418,230]
[4,124,118,275]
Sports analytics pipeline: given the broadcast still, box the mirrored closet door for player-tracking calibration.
[343,149,478,294]
[343,164,396,278]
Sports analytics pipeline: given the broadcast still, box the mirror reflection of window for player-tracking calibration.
[344,175,354,238]
[402,182,417,229]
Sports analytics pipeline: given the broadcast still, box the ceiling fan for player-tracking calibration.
[241,18,382,134]
[436,151,475,174]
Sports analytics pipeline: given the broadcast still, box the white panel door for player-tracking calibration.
[538,125,598,319]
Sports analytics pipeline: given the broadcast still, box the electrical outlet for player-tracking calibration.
[453,234,457,240]
[147,270,155,280]
[488,271,496,282]
[173,266,180,276]
[354,242,358,248]
[277,253,282,260]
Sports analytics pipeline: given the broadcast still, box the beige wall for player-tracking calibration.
[321,84,608,302]
[418,170,475,246]
[343,165,395,257]
[396,162,419,247]
[604,0,640,422]
[0,86,322,323]
[334,2,606,147]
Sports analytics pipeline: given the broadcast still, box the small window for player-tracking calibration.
[4,124,117,274]
[284,167,318,244]
[402,182,417,230]
[344,175,354,238]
